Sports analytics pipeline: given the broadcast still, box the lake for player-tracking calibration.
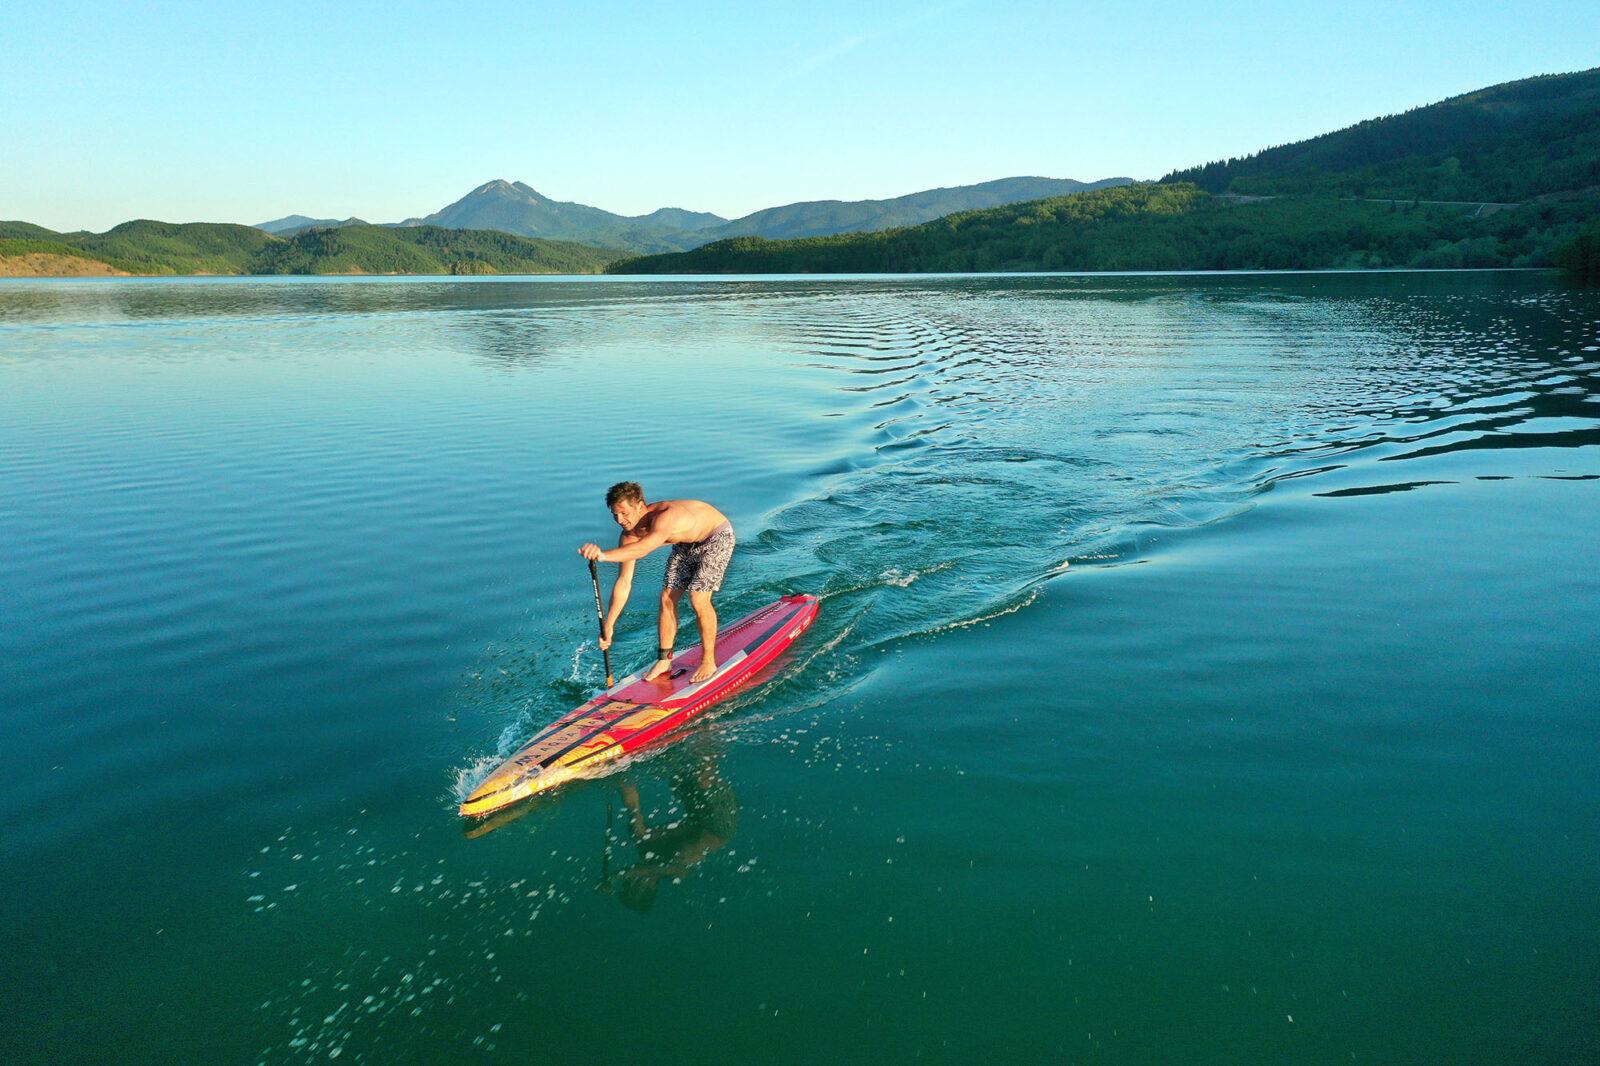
[1,272,1596,1063]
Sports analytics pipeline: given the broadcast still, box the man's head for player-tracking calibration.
[605,481,646,527]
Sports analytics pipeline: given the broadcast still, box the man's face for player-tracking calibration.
[611,501,641,527]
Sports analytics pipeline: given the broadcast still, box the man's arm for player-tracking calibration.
[579,507,679,564]
[601,538,636,648]
[596,524,672,563]
[592,515,678,563]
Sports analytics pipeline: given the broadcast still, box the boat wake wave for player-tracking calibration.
[453,276,1600,808]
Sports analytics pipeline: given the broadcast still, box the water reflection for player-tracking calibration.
[459,313,557,371]
[600,747,739,913]
[460,738,742,910]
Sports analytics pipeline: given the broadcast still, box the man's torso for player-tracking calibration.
[624,499,730,546]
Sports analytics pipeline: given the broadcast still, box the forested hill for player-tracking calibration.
[252,225,623,274]
[1163,67,1600,202]
[614,181,1600,274]
[0,221,280,275]
[616,67,1600,275]
[0,220,624,276]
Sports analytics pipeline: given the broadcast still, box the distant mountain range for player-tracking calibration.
[393,180,716,253]
[253,175,1135,252]
[7,67,1597,278]
[695,177,1133,242]
[256,215,370,235]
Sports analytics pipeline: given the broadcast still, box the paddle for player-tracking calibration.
[588,559,615,689]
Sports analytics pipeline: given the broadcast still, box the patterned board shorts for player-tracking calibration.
[663,522,735,593]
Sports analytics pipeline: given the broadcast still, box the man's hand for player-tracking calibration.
[579,543,605,562]
[599,621,614,650]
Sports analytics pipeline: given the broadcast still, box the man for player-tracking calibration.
[578,482,735,684]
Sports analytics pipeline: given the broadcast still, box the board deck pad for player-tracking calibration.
[460,593,819,818]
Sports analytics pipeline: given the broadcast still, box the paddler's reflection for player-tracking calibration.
[599,752,739,912]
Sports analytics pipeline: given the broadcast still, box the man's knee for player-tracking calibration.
[688,590,715,615]
[661,588,684,610]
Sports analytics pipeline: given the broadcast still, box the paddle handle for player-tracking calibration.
[588,559,614,688]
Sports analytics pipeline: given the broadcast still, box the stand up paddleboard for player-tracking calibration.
[460,593,819,818]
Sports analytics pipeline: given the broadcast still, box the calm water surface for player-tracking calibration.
[1,272,1596,1063]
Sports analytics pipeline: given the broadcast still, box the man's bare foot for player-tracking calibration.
[691,659,717,683]
[642,657,673,682]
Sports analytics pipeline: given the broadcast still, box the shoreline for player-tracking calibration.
[0,265,1556,282]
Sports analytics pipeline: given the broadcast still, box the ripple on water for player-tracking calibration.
[416,275,1600,805]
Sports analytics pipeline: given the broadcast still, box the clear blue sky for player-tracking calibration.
[3,0,1596,231]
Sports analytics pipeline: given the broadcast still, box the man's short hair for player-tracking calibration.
[606,481,644,508]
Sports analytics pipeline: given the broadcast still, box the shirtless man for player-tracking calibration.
[578,482,736,684]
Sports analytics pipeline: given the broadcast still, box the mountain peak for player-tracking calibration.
[471,179,518,196]
[463,179,551,205]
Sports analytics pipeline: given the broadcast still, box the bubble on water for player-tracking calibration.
[569,639,591,682]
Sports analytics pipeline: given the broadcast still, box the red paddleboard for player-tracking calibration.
[460,593,819,818]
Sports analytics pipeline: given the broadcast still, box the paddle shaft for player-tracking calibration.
[588,559,614,688]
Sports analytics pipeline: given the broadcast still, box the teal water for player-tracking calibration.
[1,272,1596,1063]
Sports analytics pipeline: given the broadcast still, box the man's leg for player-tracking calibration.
[645,587,683,681]
[688,590,719,683]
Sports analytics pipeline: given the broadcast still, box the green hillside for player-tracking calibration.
[0,221,67,241]
[0,220,278,274]
[615,182,1600,274]
[253,224,624,274]
[0,237,102,261]
[1164,68,1600,202]
[0,220,625,276]
[73,220,281,273]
